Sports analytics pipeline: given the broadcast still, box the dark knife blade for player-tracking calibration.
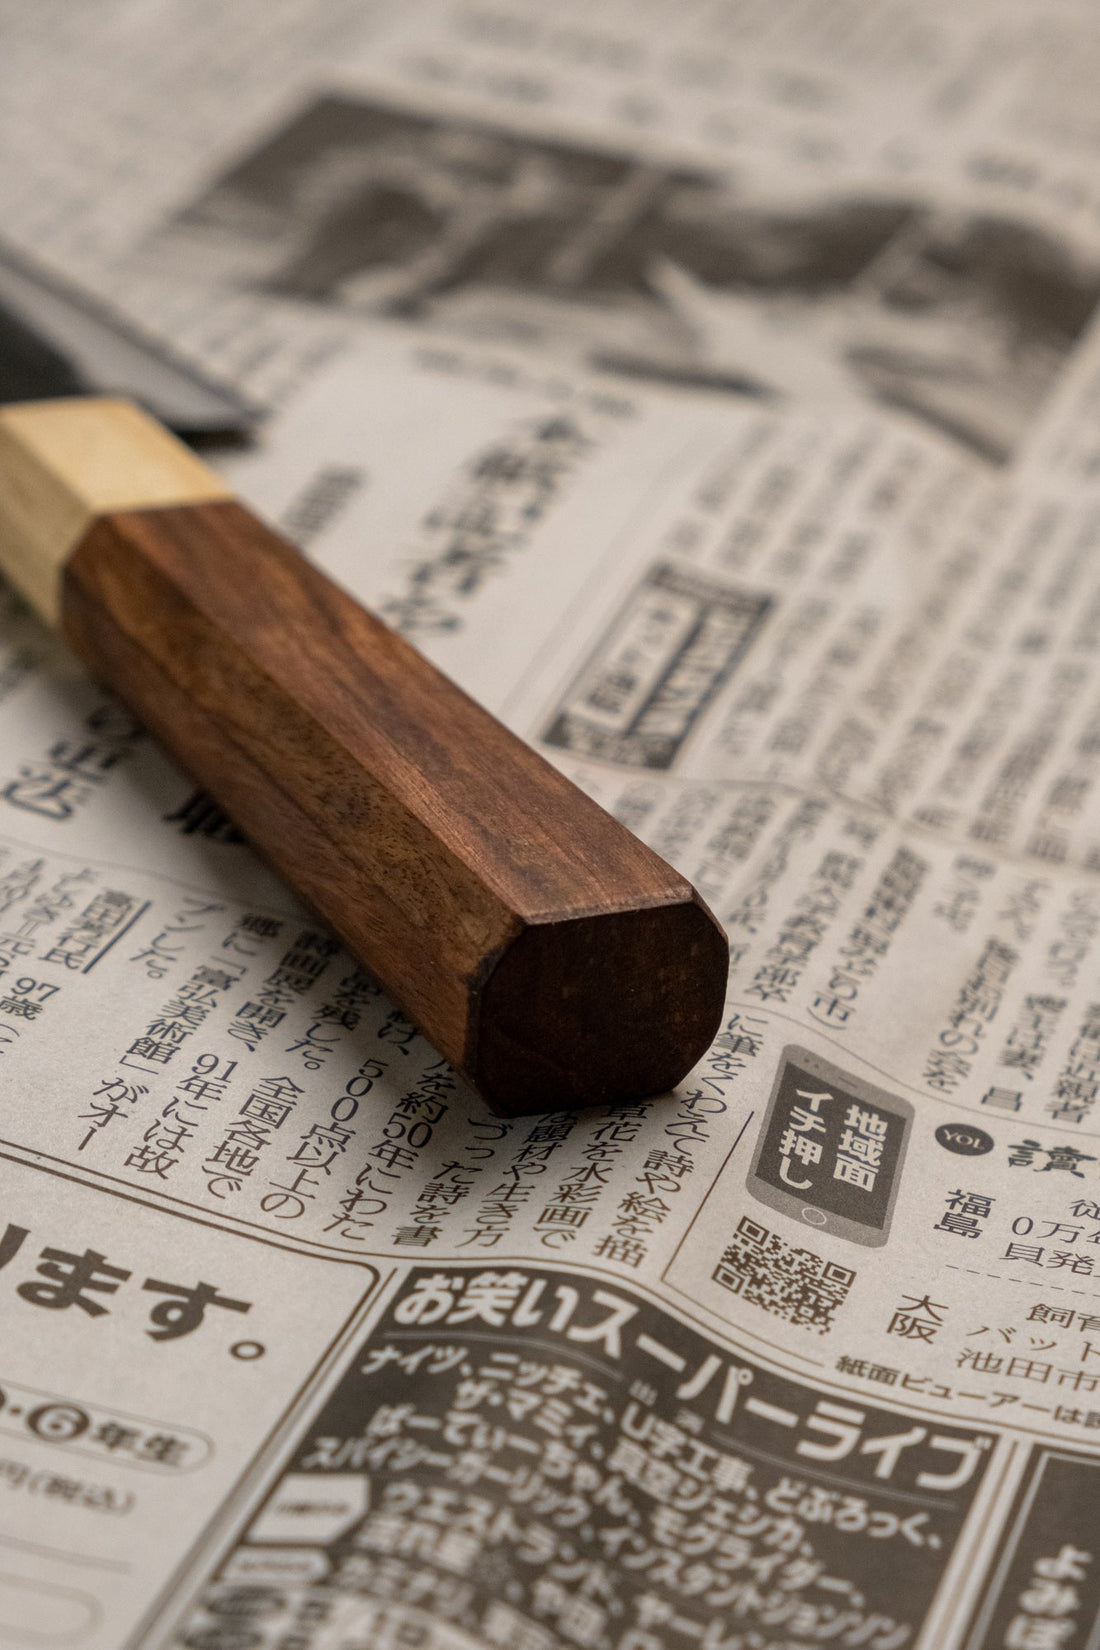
[0,239,256,439]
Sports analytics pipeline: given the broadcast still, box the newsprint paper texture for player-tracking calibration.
[2,2,1100,1648]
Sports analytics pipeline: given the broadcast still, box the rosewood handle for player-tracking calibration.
[0,397,729,1114]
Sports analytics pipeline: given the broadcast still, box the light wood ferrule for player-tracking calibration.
[0,397,231,623]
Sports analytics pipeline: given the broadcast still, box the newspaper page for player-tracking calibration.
[0,4,1099,1649]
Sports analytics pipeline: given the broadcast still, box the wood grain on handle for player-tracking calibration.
[0,397,729,1115]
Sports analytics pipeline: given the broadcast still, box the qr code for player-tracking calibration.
[712,1216,856,1333]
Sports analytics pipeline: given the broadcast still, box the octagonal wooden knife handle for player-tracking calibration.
[0,396,728,1115]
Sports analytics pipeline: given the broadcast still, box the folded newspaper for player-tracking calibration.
[1,2,1099,1646]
